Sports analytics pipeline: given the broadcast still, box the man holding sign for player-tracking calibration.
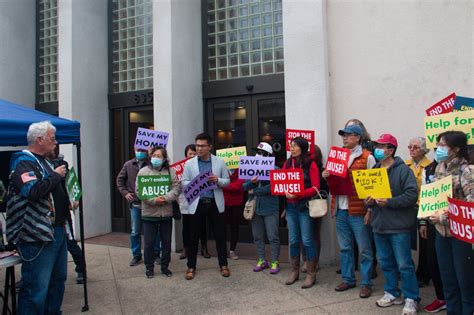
[181,133,230,280]
[365,134,420,313]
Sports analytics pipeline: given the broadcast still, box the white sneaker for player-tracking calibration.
[376,292,404,308]
[402,298,418,315]
[229,251,239,260]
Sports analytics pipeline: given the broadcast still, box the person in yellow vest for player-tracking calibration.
[322,124,376,298]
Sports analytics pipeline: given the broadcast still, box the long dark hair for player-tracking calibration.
[437,131,469,161]
[149,146,170,169]
[285,137,312,169]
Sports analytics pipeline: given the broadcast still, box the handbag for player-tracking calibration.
[243,190,256,221]
[307,187,328,218]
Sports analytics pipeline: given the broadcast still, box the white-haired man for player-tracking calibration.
[6,121,68,315]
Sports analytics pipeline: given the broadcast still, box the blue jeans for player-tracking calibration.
[130,205,161,258]
[435,232,474,315]
[374,232,419,301]
[18,226,68,315]
[285,202,316,260]
[336,210,373,287]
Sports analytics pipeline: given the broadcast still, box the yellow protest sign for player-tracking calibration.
[216,146,247,169]
[352,168,392,199]
[424,111,474,149]
[417,175,452,218]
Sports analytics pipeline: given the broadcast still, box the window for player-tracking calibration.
[111,0,153,93]
[38,0,58,103]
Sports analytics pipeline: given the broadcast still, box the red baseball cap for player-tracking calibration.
[373,134,398,147]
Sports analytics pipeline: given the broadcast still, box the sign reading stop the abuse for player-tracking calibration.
[270,169,304,196]
[170,158,189,181]
[325,146,351,177]
[286,129,315,154]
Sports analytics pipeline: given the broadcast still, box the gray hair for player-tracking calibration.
[409,137,429,154]
[27,121,56,145]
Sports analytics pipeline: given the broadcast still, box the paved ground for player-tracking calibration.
[51,243,444,315]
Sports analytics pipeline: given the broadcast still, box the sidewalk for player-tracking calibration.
[60,242,444,314]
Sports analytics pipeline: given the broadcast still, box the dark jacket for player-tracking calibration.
[116,158,147,208]
[243,179,279,216]
[370,156,418,234]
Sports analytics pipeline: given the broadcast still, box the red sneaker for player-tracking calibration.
[424,299,446,313]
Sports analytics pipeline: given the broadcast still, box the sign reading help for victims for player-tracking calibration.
[183,170,217,205]
[425,93,456,116]
[417,175,452,218]
[216,146,247,169]
[286,129,315,154]
[270,169,304,196]
[66,167,82,202]
[134,127,170,150]
[238,156,275,180]
[448,197,474,244]
[325,146,351,177]
[170,158,189,181]
[137,175,171,200]
[352,168,392,199]
[424,110,474,149]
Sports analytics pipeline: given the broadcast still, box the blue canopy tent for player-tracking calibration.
[0,99,89,312]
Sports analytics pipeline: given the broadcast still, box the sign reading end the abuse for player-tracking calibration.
[270,169,304,196]
[448,197,474,245]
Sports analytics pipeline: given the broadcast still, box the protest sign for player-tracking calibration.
[216,146,247,169]
[170,158,189,181]
[286,129,315,154]
[453,96,474,112]
[448,197,474,244]
[327,175,355,196]
[352,168,392,199]
[66,167,82,202]
[238,156,275,180]
[137,175,171,200]
[134,127,170,150]
[424,110,474,148]
[417,175,452,218]
[425,93,456,116]
[183,170,217,205]
[270,169,304,196]
[325,146,351,177]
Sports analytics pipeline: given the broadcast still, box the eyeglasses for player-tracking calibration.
[195,144,210,149]
[342,133,358,138]
[257,150,270,157]
[407,145,421,150]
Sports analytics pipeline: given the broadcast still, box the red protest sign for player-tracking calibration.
[325,146,351,177]
[170,158,189,181]
[286,129,315,153]
[270,169,304,196]
[425,93,456,116]
[448,197,474,244]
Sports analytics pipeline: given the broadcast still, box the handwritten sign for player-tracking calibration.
[183,170,217,205]
[270,169,304,196]
[448,197,474,244]
[424,110,474,148]
[216,146,247,170]
[325,146,351,178]
[137,175,171,200]
[170,158,189,181]
[66,167,82,202]
[238,156,275,180]
[453,96,474,112]
[134,127,170,150]
[425,93,456,116]
[352,168,392,199]
[417,175,452,218]
[286,129,315,154]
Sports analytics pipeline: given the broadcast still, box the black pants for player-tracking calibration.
[426,224,445,300]
[67,239,85,273]
[182,213,208,249]
[225,205,241,251]
[143,219,172,270]
[187,199,228,269]
[416,228,430,283]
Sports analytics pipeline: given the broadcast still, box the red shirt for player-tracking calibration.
[285,158,320,202]
[223,169,245,207]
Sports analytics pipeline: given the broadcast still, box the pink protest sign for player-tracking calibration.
[134,127,170,150]
[183,170,217,205]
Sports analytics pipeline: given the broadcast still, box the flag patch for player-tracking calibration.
[21,172,37,183]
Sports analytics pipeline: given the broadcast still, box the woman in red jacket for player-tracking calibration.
[223,168,245,259]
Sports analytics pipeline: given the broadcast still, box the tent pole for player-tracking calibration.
[75,142,89,312]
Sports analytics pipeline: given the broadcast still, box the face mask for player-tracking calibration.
[435,146,449,163]
[135,151,146,160]
[374,148,386,161]
[150,157,163,168]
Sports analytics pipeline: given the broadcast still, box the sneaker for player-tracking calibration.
[129,256,142,267]
[269,261,281,274]
[229,250,239,260]
[145,268,154,279]
[376,292,404,308]
[253,259,269,272]
[424,299,446,313]
[161,268,173,277]
[402,298,418,315]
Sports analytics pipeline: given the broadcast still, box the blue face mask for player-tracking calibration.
[435,146,449,163]
[373,148,386,161]
[135,151,146,160]
[150,157,163,169]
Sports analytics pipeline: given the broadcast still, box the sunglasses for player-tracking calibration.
[257,150,270,157]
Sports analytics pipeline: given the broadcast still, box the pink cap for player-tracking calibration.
[373,134,398,147]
